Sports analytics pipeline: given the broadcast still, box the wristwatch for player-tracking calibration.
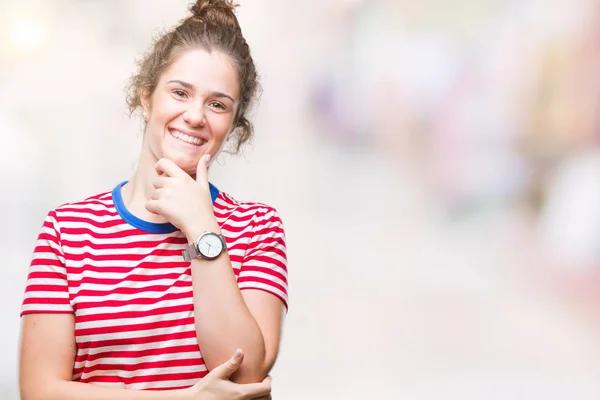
[182,232,226,261]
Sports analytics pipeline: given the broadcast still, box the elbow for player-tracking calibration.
[20,385,42,400]
[233,349,278,384]
[232,350,270,384]
[232,365,269,384]
[20,378,60,400]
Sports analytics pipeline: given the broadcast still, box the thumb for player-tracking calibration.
[195,153,211,182]
[208,349,244,379]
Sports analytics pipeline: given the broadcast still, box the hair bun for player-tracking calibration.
[189,0,240,30]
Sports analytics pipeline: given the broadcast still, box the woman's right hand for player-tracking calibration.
[185,349,271,400]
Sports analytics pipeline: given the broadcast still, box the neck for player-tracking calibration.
[121,145,167,224]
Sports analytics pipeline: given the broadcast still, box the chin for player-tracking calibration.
[162,152,200,174]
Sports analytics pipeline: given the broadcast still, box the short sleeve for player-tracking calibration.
[21,210,73,316]
[238,207,289,310]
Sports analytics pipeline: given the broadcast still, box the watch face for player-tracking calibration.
[197,233,224,259]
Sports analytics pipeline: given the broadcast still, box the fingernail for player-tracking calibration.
[205,154,211,163]
[234,349,242,359]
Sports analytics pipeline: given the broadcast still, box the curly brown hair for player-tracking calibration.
[125,0,259,154]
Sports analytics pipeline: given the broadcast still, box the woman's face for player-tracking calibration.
[141,48,240,174]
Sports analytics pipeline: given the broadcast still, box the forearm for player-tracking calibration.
[190,253,267,383]
[21,380,190,400]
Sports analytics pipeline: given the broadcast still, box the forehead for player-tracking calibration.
[160,48,239,98]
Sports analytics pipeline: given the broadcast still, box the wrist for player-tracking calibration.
[183,219,221,243]
[175,386,197,400]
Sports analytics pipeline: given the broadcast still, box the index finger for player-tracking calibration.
[155,158,187,178]
[239,378,271,399]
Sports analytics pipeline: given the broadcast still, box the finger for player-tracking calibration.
[145,199,162,215]
[240,377,271,399]
[156,158,187,178]
[151,174,169,189]
[194,153,211,183]
[208,348,244,379]
[149,188,165,200]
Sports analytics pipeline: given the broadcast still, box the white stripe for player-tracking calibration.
[74,285,192,305]
[75,309,193,328]
[71,277,191,292]
[61,232,179,245]
[219,218,255,229]
[23,290,69,300]
[62,242,186,256]
[87,381,126,388]
[57,211,120,223]
[80,364,205,380]
[128,377,201,390]
[238,281,287,302]
[70,265,189,281]
[78,337,199,356]
[60,220,133,234]
[25,277,69,287]
[21,304,72,313]
[67,256,187,268]
[76,323,196,343]
[75,351,201,369]
[57,201,113,212]
[238,270,287,288]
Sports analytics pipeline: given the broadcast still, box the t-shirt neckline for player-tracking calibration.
[112,180,220,233]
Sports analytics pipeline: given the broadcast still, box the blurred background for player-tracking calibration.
[2,0,600,398]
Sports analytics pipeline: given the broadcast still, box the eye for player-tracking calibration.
[173,89,188,98]
[209,101,227,111]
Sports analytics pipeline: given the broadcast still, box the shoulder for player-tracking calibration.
[214,190,285,228]
[47,188,115,223]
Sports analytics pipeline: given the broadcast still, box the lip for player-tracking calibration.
[168,127,210,142]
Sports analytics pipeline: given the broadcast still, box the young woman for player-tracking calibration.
[18,1,288,399]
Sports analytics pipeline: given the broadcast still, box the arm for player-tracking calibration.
[146,157,289,384]
[19,314,271,400]
[19,314,189,400]
[186,219,287,384]
[19,212,185,399]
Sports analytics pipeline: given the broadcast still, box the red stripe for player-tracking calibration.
[76,316,194,336]
[239,286,288,309]
[58,208,118,217]
[76,291,193,310]
[239,265,287,283]
[60,227,148,239]
[76,344,200,363]
[78,357,203,374]
[22,297,70,305]
[76,330,196,350]
[62,236,185,250]
[73,281,191,297]
[71,272,191,289]
[238,275,287,294]
[76,304,193,323]
[58,216,126,229]
[66,248,185,262]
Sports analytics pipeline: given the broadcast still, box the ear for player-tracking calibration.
[140,88,151,119]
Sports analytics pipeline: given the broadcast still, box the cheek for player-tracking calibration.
[210,116,234,142]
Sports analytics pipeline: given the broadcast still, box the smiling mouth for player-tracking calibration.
[169,129,207,146]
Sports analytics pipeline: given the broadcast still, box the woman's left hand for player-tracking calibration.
[145,154,218,240]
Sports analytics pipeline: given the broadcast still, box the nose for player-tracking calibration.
[183,104,206,128]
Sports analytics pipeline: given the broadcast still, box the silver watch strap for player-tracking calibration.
[182,243,199,262]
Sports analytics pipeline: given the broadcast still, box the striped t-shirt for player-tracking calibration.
[21,181,288,390]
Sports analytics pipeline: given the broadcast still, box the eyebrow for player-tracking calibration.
[167,80,235,103]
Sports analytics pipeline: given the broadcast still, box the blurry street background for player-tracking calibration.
[2,0,600,398]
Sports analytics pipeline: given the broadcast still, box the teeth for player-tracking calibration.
[169,129,206,146]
